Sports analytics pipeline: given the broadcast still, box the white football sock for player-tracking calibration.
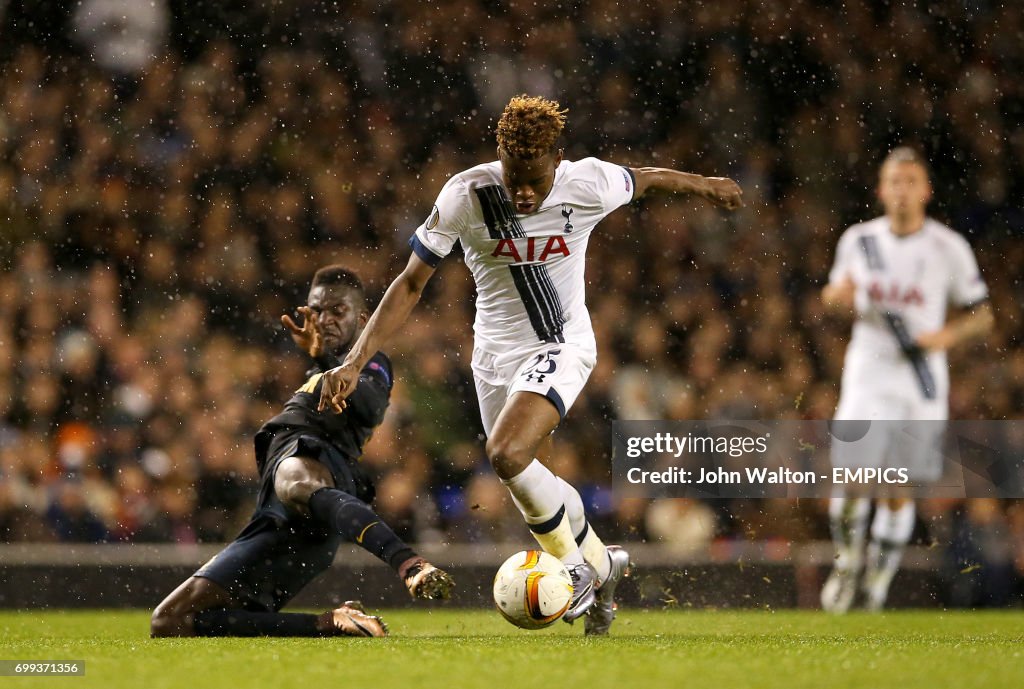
[559,478,611,582]
[829,494,871,572]
[867,501,916,577]
[558,477,586,535]
[502,460,584,564]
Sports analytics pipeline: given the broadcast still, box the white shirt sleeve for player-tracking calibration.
[828,229,858,285]
[948,235,988,307]
[582,158,635,215]
[409,175,470,266]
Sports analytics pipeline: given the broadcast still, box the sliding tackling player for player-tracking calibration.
[152,266,453,638]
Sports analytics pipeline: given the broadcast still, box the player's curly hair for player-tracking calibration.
[496,95,567,159]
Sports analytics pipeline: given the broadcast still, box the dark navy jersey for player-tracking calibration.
[255,351,393,474]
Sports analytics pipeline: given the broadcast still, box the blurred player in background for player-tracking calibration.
[821,147,994,613]
[318,95,742,634]
[152,266,453,638]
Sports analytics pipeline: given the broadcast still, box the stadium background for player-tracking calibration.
[1,1,1022,608]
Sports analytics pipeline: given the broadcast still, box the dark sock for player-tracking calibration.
[308,487,417,573]
[193,608,325,637]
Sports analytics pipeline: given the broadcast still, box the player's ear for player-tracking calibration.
[554,148,563,166]
[358,311,369,328]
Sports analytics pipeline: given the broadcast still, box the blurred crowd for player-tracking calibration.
[1,1,1023,605]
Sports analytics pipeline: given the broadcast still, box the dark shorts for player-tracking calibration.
[194,429,375,612]
[194,510,345,612]
[254,429,376,521]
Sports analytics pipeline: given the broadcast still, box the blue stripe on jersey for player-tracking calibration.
[408,234,444,268]
[509,264,566,342]
[476,184,525,239]
[532,263,566,333]
[475,184,566,343]
[881,311,937,400]
[858,235,885,271]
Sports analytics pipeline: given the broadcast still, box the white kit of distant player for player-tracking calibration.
[821,147,992,614]
[829,216,988,423]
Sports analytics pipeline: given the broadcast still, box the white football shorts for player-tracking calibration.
[472,342,596,437]
[832,388,948,484]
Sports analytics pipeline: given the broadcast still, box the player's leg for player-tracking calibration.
[821,488,871,613]
[551,469,608,576]
[151,552,385,638]
[863,496,916,611]
[486,391,604,621]
[535,434,618,573]
[480,344,629,628]
[556,470,631,635]
[275,454,453,599]
[530,435,600,568]
[151,575,236,637]
[478,347,602,569]
[192,600,386,637]
[823,393,894,613]
[487,392,580,557]
[861,406,944,610]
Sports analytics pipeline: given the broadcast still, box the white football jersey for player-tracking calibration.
[410,157,635,355]
[828,216,988,402]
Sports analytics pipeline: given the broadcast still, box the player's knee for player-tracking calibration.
[485,434,532,478]
[150,604,189,638]
[274,457,333,510]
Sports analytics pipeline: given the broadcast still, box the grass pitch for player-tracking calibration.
[1,609,1021,689]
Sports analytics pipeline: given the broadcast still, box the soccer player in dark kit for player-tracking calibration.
[151,266,454,638]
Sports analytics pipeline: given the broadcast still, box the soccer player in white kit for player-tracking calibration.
[820,147,994,613]
[317,95,742,634]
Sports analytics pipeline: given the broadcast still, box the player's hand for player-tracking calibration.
[822,277,856,311]
[916,329,953,352]
[318,363,360,414]
[281,306,322,357]
[702,177,743,210]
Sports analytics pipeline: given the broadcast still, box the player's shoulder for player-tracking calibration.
[923,217,973,250]
[450,161,503,189]
[555,157,631,200]
[846,216,888,236]
[836,216,886,244]
[367,350,392,367]
[432,163,500,203]
[558,156,619,181]
[431,164,500,221]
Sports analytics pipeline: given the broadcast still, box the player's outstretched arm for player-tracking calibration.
[630,167,743,209]
[916,301,995,352]
[318,254,436,413]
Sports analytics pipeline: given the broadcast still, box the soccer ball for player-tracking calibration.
[492,550,573,630]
